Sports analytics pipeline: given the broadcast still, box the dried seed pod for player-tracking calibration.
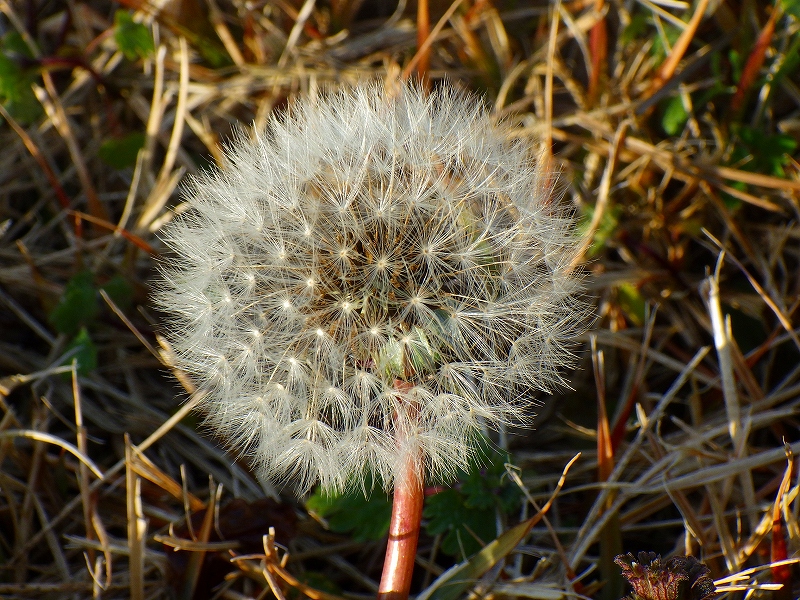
[615,552,717,600]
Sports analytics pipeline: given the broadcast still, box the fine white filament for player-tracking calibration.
[156,82,587,493]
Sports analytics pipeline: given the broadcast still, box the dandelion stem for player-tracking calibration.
[378,380,424,600]
[377,456,424,599]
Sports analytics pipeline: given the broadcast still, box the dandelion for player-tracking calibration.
[155,81,587,598]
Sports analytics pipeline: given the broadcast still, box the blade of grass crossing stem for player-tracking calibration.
[418,455,579,600]
[416,515,539,600]
[506,464,586,597]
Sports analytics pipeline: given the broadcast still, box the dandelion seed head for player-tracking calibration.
[155,82,589,494]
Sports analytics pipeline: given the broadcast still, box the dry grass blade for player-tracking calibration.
[401,0,467,81]
[729,5,778,115]
[419,454,582,600]
[70,365,94,567]
[647,0,709,97]
[770,446,794,594]
[704,230,800,352]
[177,483,217,600]
[230,528,349,600]
[66,210,157,255]
[125,436,146,600]
[0,430,104,479]
[0,103,73,214]
[568,346,711,569]
[35,75,108,223]
[703,254,741,446]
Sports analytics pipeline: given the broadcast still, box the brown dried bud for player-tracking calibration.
[615,552,716,600]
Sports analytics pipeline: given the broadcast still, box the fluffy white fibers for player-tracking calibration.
[155,82,588,493]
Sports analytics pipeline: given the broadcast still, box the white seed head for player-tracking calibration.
[155,82,588,493]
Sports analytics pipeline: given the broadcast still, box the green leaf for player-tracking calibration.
[100,275,134,311]
[781,0,800,19]
[617,283,645,327]
[3,30,33,58]
[114,11,155,60]
[306,486,392,542]
[621,12,648,47]
[730,125,798,178]
[49,270,98,336]
[578,203,620,258]
[729,49,743,84]
[98,132,146,169]
[424,489,496,558]
[424,439,521,558]
[191,36,231,69]
[651,22,682,61]
[0,33,41,124]
[720,181,745,211]
[63,328,98,376]
[661,95,688,136]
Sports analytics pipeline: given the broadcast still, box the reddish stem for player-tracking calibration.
[416,0,430,89]
[378,380,424,600]
[377,466,424,600]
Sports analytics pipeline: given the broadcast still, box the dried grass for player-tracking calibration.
[1,0,799,598]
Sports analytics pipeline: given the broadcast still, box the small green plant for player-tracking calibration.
[306,480,392,543]
[64,327,98,377]
[49,270,99,336]
[660,96,689,136]
[49,271,132,376]
[0,32,41,124]
[307,438,522,559]
[114,11,155,61]
[730,125,798,178]
[98,132,146,170]
[579,203,621,258]
[424,441,520,559]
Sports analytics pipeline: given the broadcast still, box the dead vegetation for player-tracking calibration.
[0,0,799,598]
